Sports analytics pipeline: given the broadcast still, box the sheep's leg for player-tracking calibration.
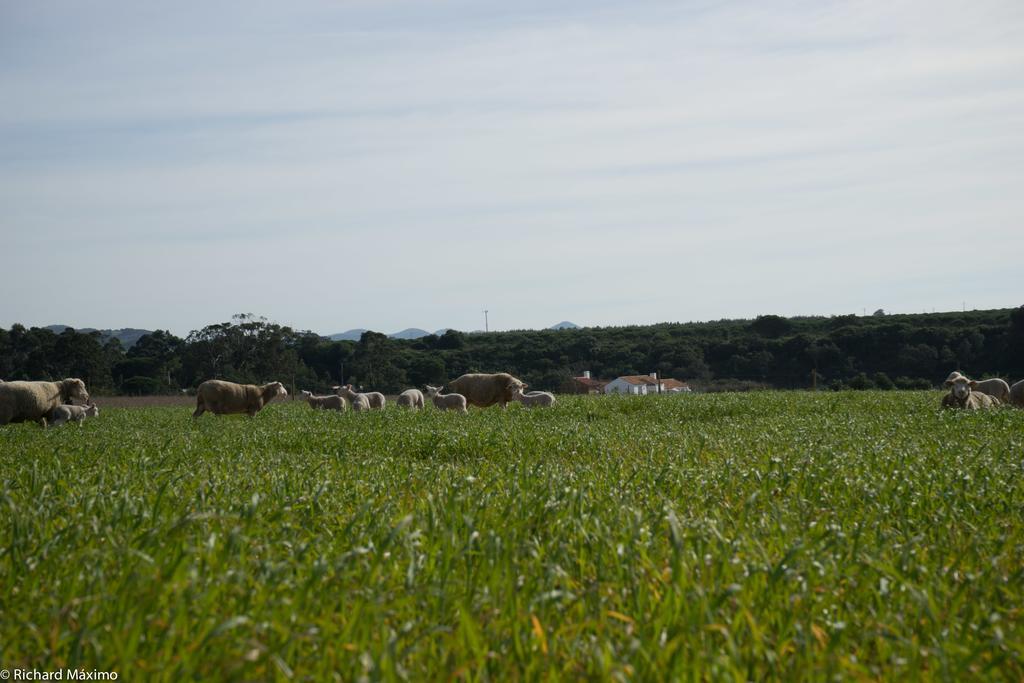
[39,416,49,428]
[192,400,206,418]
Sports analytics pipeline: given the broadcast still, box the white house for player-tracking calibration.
[603,373,690,395]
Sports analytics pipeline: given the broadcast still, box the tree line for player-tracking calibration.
[1,308,1021,395]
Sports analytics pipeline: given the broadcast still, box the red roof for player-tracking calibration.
[617,375,659,385]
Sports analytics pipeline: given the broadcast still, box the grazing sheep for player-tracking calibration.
[397,389,425,410]
[1010,379,1024,408]
[944,371,1011,402]
[511,387,556,408]
[424,385,468,413]
[192,379,287,418]
[332,385,376,412]
[941,376,1001,410]
[300,390,347,411]
[46,402,99,428]
[0,378,90,428]
[445,373,527,409]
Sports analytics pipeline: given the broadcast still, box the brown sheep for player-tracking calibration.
[0,379,90,427]
[941,376,1000,410]
[446,373,527,409]
[192,379,287,418]
[1010,379,1024,408]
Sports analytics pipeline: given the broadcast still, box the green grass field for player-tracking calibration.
[1,392,1021,681]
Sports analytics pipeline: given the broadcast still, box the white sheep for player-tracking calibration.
[0,378,91,427]
[192,379,288,418]
[944,371,1010,402]
[46,402,99,428]
[511,387,556,408]
[332,384,383,412]
[300,390,347,411]
[424,385,468,413]
[941,376,1001,410]
[397,389,425,410]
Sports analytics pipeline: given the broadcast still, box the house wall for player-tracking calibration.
[604,379,647,395]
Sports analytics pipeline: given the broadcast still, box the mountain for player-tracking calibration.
[390,328,431,340]
[44,325,153,348]
[549,321,580,330]
[327,328,368,341]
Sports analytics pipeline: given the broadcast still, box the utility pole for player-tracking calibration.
[483,309,489,333]
[811,367,817,391]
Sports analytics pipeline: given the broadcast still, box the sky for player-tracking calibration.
[1,0,1022,337]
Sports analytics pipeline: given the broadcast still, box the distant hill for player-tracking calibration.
[549,321,580,330]
[327,329,368,341]
[328,327,448,341]
[390,328,432,340]
[44,325,153,348]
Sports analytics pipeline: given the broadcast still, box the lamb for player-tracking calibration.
[445,373,527,409]
[45,402,100,428]
[0,378,90,427]
[300,390,347,411]
[943,371,1010,402]
[332,384,384,411]
[192,379,288,418]
[1010,379,1024,408]
[511,387,556,408]
[424,385,468,413]
[941,376,1001,410]
[396,389,425,410]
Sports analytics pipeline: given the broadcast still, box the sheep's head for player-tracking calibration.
[504,376,527,395]
[300,390,313,399]
[948,377,975,401]
[63,378,90,403]
[85,402,99,417]
[265,381,288,401]
[945,371,965,384]
[424,385,440,398]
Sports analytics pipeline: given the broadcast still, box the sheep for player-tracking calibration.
[45,401,99,428]
[332,384,381,412]
[445,373,527,409]
[944,371,1011,402]
[192,379,287,418]
[1010,379,1024,408]
[0,378,90,428]
[397,389,425,410]
[424,385,468,413]
[299,390,348,411]
[511,387,556,408]
[941,376,1001,410]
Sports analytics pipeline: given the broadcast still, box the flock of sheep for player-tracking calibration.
[0,370,1021,428]
[186,372,555,418]
[940,371,1024,410]
[294,372,557,416]
[0,372,552,427]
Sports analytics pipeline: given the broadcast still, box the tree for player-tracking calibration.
[750,315,793,338]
